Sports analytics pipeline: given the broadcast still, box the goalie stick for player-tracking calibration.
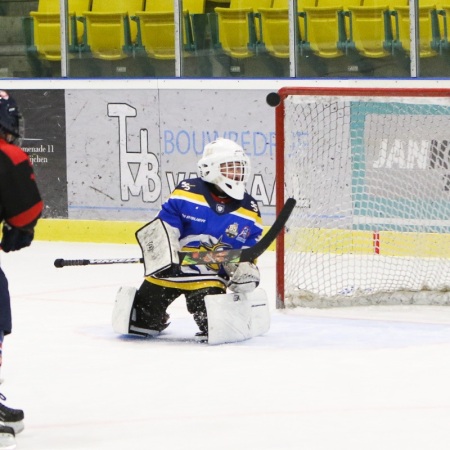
[54,197,296,268]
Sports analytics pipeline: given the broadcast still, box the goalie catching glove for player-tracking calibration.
[223,262,260,293]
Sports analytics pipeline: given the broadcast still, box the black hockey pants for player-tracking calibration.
[132,280,225,333]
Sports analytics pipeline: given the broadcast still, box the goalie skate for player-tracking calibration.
[0,423,15,450]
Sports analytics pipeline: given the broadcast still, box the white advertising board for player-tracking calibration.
[65,88,277,223]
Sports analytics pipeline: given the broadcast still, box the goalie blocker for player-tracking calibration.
[112,286,270,345]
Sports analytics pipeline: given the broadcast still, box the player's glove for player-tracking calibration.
[224,262,260,293]
[1,223,34,252]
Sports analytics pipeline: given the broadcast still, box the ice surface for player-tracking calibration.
[1,241,450,450]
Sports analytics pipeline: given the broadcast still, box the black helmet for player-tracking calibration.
[0,90,20,138]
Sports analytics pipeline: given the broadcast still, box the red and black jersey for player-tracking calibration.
[0,138,43,230]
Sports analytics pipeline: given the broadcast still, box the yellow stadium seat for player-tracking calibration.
[144,0,174,11]
[360,0,404,41]
[144,0,206,13]
[132,0,205,59]
[261,0,311,43]
[317,0,360,38]
[214,6,257,58]
[230,0,272,6]
[363,0,400,3]
[133,0,206,55]
[184,0,207,13]
[134,11,177,59]
[30,0,91,61]
[318,0,360,5]
[393,4,440,57]
[228,1,272,44]
[348,5,393,57]
[258,8,290,58]
[83,0,144,60]
[296,0,317,48]
[303,6,348,57]
[257,7,308,57]
[273,0,316,6]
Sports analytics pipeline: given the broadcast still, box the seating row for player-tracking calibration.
[215,0,449,59]
[27,0,207,61]
[25,0,450,63]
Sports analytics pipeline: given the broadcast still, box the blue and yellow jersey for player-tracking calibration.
[147,178,263,291]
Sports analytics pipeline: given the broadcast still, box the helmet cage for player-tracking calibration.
[198,140,251,200]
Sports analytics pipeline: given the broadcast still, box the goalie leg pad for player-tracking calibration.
[111,286,159,336]
[112,286,137,335]
[246,288,270,338]
[205,288,270,345]
[112,286,162,337]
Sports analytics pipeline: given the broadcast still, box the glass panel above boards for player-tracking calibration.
[3,0,450,79]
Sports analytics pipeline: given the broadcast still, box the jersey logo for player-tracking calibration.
[180,181,195,191]
[216,204,225,213]
[196,238,233,270]
[225,222,239,238]
[236,226,250,243]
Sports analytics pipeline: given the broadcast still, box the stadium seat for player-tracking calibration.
[82,0,144,60]
[134,11,186,59]
[380,0,409,39]
[132,0,205,59]
[214,7,257,58]
[317,0,360,41]
[183,1,209,53]
[144,0,206,13]
[29,0,91,61]
[296,0,317,48]
[257,7,309,58]
[348,5,394,57]
[303,6,348,58]
[144,0,175,11]
[261,0,312,46]
[257,8,290,58]
[184,0,207,13]
[228,0,272,42]
[393,4,440,57]
[230,0,271,5]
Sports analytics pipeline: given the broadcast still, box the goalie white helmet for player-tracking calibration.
[198,138,250,200]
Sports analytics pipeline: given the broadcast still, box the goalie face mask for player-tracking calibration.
[197,138,251,200]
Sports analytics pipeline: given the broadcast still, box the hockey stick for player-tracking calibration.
[54,257,143,268]
[54,198,296,268]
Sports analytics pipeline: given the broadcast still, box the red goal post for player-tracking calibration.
[275,87,450,308]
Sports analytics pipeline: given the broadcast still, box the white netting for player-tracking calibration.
[281,93,450,307]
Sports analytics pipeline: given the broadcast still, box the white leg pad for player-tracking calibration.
[247,289,271,338]
[205,288,270,345]
[112,286,136,334]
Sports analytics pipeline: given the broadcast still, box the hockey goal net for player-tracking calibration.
[275,87,450,308]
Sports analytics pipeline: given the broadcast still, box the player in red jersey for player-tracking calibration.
[0,90,43,445]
